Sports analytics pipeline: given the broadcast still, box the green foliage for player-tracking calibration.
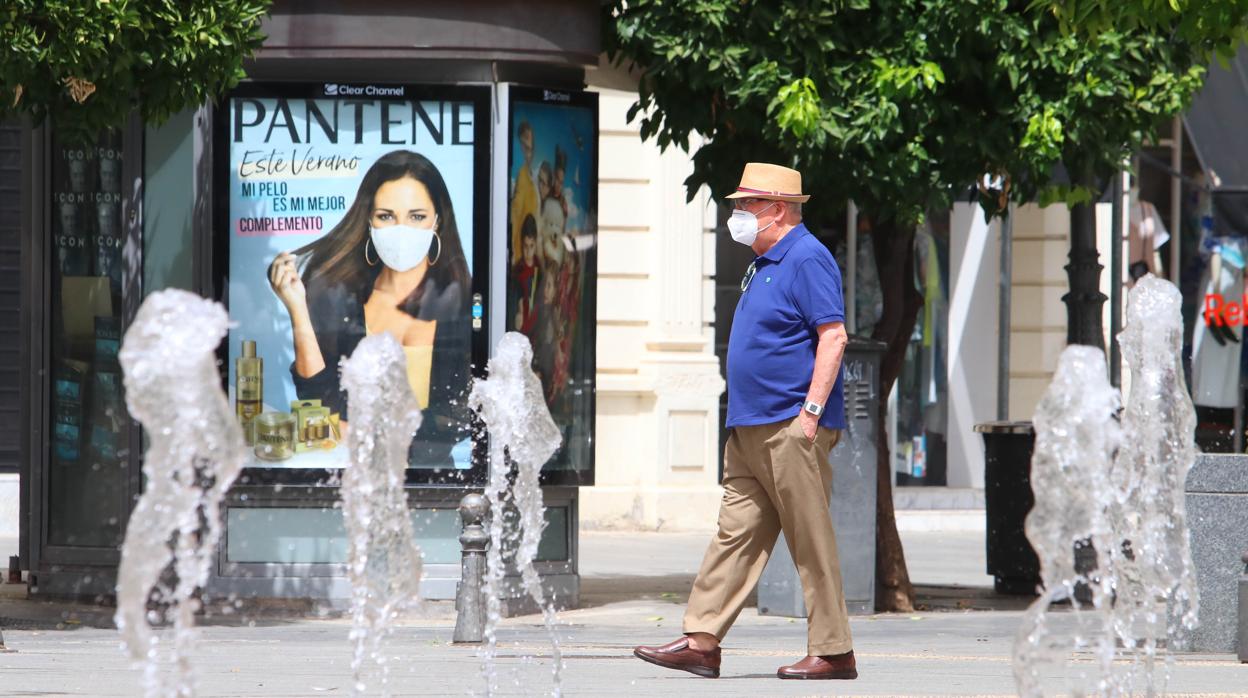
[771,78,822,139]
[976,11,1214,213]
[0,0,270,141]
[607,0,966,224]
[604,0,1247,224]
[1032,0,1248,61]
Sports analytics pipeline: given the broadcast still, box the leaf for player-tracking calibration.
[771,77,823,140]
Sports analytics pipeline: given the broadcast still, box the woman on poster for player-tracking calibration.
[268,149,473,467]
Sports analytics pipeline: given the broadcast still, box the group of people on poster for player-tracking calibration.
[508,114,589,417]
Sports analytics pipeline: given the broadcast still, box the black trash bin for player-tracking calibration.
[974,421,1040,595]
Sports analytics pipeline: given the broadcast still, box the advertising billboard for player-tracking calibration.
[218,83,489,480]
[506,87,597,484]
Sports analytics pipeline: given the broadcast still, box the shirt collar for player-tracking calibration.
[759,223,809,263]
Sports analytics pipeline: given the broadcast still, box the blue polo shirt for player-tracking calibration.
[726,223,846,430]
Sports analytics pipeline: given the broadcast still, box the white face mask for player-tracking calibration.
[370,220,436,272]
[727,202,778,246]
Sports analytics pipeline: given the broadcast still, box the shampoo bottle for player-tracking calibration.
[236,340,263,445]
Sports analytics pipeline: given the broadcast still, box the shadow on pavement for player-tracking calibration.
[914,583,1039,612]
[580,573,1039,614]
[578,573,699,610]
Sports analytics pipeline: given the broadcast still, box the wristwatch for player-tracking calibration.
[802,400,824,417]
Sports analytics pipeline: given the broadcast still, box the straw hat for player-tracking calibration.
[724,162,810,203]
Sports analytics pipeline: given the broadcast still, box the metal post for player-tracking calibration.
[1238,387,1245,454]
[453,493,490,644]
[997,205,1013,420]
[846,201,858,334]
[1170,117,1182,285]
[1110,170,1124,388]
[1238,549,1247,664]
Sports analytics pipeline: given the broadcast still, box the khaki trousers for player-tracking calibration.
[682,417,853,656]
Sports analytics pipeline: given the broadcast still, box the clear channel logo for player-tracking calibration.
[322,83,406,98]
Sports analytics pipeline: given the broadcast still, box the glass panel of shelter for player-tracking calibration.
[46,128,132,548]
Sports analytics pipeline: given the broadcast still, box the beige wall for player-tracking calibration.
[1007,202,1125,420]
[581,88,724,531]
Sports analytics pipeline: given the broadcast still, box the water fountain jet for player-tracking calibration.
[1014,344,1122,697]
[1014,275,1200,696]
[468,332,563,697]
[339,333,426,697]
[1109,275,1199,693]
[115,289,247,698]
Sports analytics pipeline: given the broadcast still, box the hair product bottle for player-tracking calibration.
[236,340,263,445]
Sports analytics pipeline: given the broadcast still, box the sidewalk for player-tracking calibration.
[0,529,1243,696]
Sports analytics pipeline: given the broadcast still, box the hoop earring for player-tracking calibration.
[365,238,379,267]
[428,232,442,266]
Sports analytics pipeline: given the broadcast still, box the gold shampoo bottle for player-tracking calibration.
[236,339,263,445]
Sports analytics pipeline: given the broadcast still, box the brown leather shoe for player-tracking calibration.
[633,636,721,678]
[777,650,857,679]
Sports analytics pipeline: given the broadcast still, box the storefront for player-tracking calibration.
[17,1,600,605]
[1172,49,1248,453]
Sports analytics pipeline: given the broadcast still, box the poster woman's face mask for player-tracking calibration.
[369,216,439,272]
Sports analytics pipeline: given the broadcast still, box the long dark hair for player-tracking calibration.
[286,150,471,317]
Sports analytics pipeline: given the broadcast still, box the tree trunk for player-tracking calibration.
[1064,170,1107,349]
[869,217,923,613]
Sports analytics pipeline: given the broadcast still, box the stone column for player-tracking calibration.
[581,91,723,531]
[633,141,724,529]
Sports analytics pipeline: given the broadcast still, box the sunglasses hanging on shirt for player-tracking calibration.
[740,260,757,292]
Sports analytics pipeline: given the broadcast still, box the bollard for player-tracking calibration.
[453,493,489,643]
[1239,549,1247,664]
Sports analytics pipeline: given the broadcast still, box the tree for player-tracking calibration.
[0,0,270,140]
[963,8,1230,348]
[995,2,1248,347]
[604,0,1244,611]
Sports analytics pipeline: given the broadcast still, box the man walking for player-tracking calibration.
[634,163,855,680]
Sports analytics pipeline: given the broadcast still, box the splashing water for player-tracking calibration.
[1015,276,1200,696]
[339,334,426,697]
[468,333,563,697]
[1014,344,1122,697]
[115,290,247,698]
[1110,275,1199,693]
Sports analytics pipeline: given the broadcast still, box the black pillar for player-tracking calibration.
[1063,191,1107,350]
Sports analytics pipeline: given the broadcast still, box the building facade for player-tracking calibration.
[581,87,724,531]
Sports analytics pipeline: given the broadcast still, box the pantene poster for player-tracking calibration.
[506,87,597,483]
[223,83,487,473]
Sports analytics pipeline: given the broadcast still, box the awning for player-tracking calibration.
[1184,49,1248,193]
[1183,48,1248,236]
